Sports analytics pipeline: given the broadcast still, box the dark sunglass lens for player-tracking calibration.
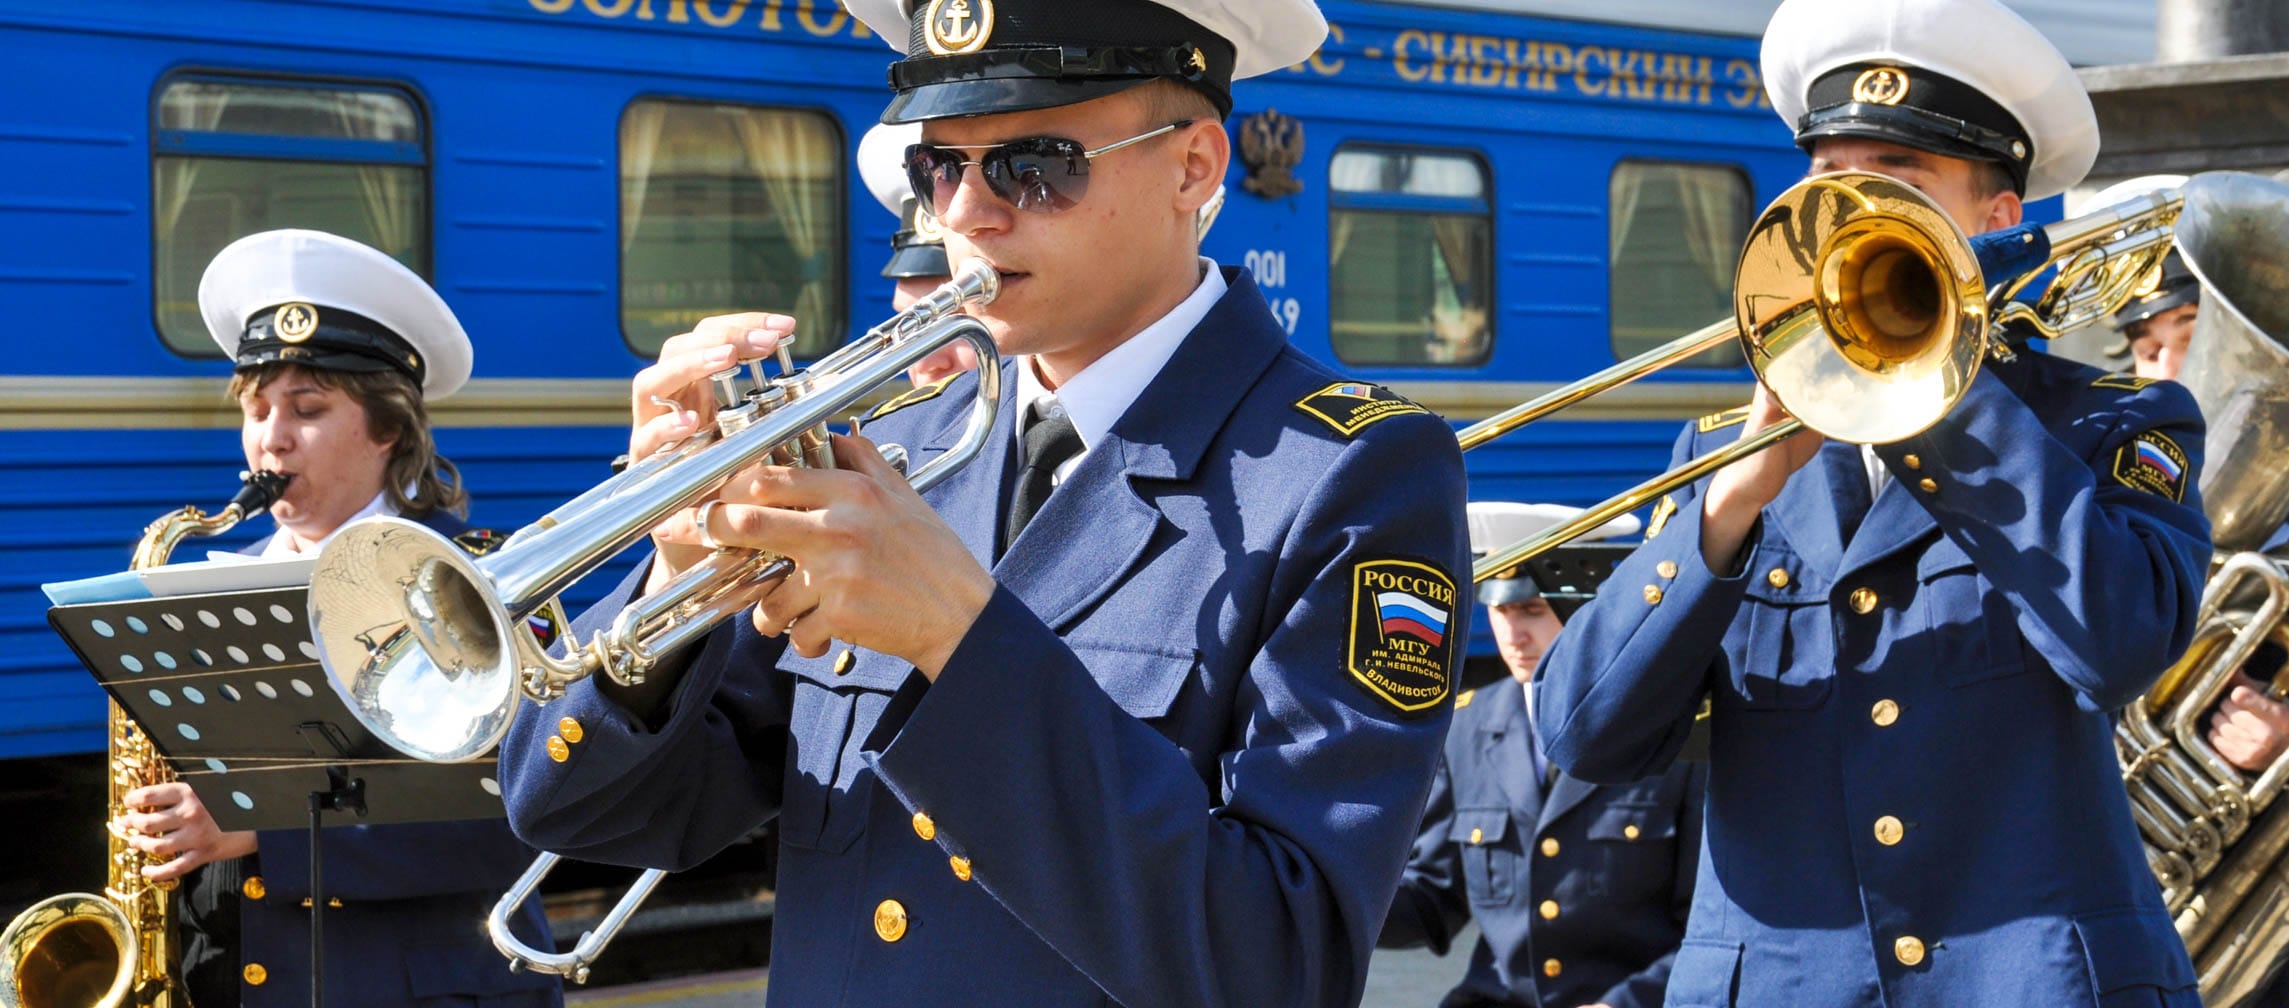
[903,146,963,214]
[987,139,1086,214]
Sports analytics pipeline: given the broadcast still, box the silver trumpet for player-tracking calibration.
[307,258,1004,763]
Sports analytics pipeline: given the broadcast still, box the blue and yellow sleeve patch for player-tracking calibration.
[1294,382,1429,438]
[865,374,960,422]
[1696,406,1750,433]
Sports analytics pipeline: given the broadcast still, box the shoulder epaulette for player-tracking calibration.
[1293,381,1430,438]
[1454,688,1476,710]
[2092,373,2158,392]
[452,528,510,557]
[865,374,960,422]
[1696,406,1750,433]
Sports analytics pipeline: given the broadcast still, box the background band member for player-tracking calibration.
[858,120,971,386]
[495,1,1472,1005]
[1530,1,2212,1004]
[1382,503,1702,1008]
[115,230,562,1008]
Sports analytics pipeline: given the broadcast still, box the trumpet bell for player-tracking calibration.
[1736,171,1987,445]
[2174,172,2289,552]
[310,517,520,763]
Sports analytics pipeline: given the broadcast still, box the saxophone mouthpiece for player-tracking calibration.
[234,470,290,514]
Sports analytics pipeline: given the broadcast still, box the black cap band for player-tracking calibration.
[237,303,425,385]
[1798,63,2034,194]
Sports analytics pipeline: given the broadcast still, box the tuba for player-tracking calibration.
[1,472,286,1008]
[2110,171,2289,1008]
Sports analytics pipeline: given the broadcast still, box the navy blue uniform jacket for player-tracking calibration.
[1382,681,1703,1008]
[1533,348,2210,1007]
[498,271,1473,1007]
[181,508,561,1008]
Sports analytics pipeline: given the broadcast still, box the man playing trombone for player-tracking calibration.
[1531,0,2211,1005]
[494,1,1471,1006]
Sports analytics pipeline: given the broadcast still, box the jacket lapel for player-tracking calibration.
[919,368,1019,571]
[1473,686,1542,816]
[1783,442,1862,578]
[1538,772,1599,830]
[1837,460,1941,575]
[987,269,1289,631]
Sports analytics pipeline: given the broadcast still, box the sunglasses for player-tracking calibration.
[903,120,1193,217]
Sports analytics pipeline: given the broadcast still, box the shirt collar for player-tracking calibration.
[259,491,396,558]
[1014,258,1227,452]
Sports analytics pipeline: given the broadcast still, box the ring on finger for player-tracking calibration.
[696,500,728,551]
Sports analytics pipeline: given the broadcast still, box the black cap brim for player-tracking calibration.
[2116,285,2201,330]
[882,243,952,280]
[1797,117,2023,191]
[234,346,401,376]
[882,75,1157,124]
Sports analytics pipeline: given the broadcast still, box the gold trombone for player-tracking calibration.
[1463,169,2183,582]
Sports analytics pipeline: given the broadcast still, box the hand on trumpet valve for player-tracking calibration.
[644,432,996,677]
[630,312,797,578]
[112,780,258,882]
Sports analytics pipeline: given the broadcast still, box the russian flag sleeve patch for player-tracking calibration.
[1347,559,1458,715]
[2112,430,2189,502]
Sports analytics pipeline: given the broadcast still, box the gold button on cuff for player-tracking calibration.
[1538,900,1560,920]
[874,899,909,943]
[1918,478,1938,493]
[834,650,856,676]
[1871,699,1900,727]
[1895,935,1926,966]
[1469,827,1484,845]
[243,964,268,986]
[1874,815,1905,846]
[1643,585,1664,605]
[242,876,266,900]
[557,717,583,744]
[1767,568,1791,589]
[546,736,570,763]
[1542,959,1563,978]
[1656,560,1678,579]
[1903,454,1922,470]
[1850,588,1879,614]
[950,856,972,882]
[1540,838,1560,858]
[1623,824,1642,841]
[911,811,936,841]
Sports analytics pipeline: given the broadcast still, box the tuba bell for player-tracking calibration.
[2110,171,2289,1008]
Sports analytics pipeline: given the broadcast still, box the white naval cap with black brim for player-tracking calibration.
[1761,0,2098,202]
[1468,502,1641,616]
[844,0,1327,124]
[858,121,953,280]
[197,229,472,401]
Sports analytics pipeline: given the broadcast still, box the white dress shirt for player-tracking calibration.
[257,491,394,558]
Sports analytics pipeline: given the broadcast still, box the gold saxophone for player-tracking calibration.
[0,471,286,1008]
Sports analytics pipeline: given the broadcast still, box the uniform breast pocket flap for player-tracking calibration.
[1069,639,1196,721]
[1916,542,2027,687]
[1452,807,1516,907]
[1735,553,1833,709]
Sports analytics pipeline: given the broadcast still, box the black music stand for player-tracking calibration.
[49,583,512,1008]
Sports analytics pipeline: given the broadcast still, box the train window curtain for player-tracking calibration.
[1607,160,1750,368]
[618,100,844,359]
[1327,145,1493,368]
[151,77,429,357]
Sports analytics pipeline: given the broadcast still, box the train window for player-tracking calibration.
[1608,161,1752,368]
[152,78,429,357]
[1328,146,1492,367]
[620,100,844,358]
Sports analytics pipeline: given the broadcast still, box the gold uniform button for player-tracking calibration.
[874,899,909,943]
[1918,478,1939,494]
[243,963,268,986]
[1903,454,1922,470]
[1623,823,1642,841]
[1874,815,1905,846]
[1656,560,1679,579]
[1871,699,1901,727]
[1542,958,1563,978]
[1895,935,1926,966]
[1469,827,1484,845]
[1643,585,1664,605]
[241,876,266,900]
[834,650,856,676]
[1767,568,1791,589]
[546,736,570,763]
[949,856,973,882]
[1538,900,1560,920]
[557,717,583,744]
[1850,588,1879,614]
[1540,838,1560,858]
[911,811,936,841]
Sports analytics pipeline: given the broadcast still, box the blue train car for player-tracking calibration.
[0,0,1802,767]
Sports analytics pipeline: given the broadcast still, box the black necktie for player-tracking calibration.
[1004,406,1083,551]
